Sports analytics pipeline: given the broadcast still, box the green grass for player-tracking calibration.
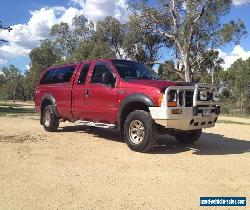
[0,107,35,116]
[221,113,250,119]
[0,102,34,107]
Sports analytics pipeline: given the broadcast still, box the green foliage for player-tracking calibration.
[0,107,34,116]
[95,16,125,59]
[0,65,25,101]
[123,15,162,66]
[220,57,250,113]
[135,0,247,82]
[25,39,61,98]
[71,40,116,61]
[158,60,182,81]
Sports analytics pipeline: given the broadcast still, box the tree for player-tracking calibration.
[50,22,79,58]
[135,0,247,82]
[158,60,182,81]
[123,15,162,66]
[26,39,60,98]
[95,17,126,59]
[72,40,116,61]
[50,15,95,61]
[221,58,250,113]
[0,65,24,101]
[0,21,12,44]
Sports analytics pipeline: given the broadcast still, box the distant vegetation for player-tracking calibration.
[0,101,35,116]
[0,0,249,115]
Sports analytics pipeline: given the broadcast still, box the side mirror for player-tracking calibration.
[102,72,115,87]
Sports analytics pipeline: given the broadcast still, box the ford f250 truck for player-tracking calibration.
[35,59,220,152]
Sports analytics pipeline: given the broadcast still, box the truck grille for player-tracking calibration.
[185,91,194,107]
[178,89,214,107]
[178,91,194,107]
[166,83,218,109]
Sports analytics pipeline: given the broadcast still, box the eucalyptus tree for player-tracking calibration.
[123,15,162,66]
[95,16,126,59]
[135,0,246,82]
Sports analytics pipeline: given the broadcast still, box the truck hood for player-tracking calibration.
[123,79,179,91]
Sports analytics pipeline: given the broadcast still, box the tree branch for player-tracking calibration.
[194,6,205,23]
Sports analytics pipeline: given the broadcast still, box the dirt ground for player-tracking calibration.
[0,116,249,210]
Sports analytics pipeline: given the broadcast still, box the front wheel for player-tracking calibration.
[174,129,202,144]
[42,105,59,132]
[124,110,156,152]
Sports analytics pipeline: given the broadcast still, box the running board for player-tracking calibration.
[76,121,117,129]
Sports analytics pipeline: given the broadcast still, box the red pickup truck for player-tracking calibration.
[35,59,220,152]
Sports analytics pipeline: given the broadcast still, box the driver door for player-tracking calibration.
[83,61,119,124]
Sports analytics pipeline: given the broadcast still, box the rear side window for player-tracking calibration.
[90,62,112,84]
[51,65,76,84]
[40,65,76,84]
[78,63,91,85]
[40,69,56,84]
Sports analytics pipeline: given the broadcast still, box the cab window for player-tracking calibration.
[90,62,113,84]
[78,63,91,85]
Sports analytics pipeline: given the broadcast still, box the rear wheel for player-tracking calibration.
[124,110,156,152]
[42,105,59,132]
[174,129,202,144]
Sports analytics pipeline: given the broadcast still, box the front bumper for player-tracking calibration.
[149,83,220,131]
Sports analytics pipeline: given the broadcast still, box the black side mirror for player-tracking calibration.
[102,72,115,87]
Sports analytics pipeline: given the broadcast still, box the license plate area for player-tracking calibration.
[203,109,212,116]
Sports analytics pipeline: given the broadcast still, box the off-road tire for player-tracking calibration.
[124,110,156,152]
[42,105,59,132]
[174,129,202,144]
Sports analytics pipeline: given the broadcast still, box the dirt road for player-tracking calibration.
[0,116,249,210]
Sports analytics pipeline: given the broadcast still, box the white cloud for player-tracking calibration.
[0,0,129,64]
[233,0,250,5]
[26,64,30,70]
[218,45,250,69]
[71,0,129,23]
[0,6,80,61]
[0,58,7,65]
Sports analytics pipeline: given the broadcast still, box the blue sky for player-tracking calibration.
[0,0,250,72]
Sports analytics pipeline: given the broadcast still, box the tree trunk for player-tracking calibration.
[183,54,191,82]
[240,92,243,113]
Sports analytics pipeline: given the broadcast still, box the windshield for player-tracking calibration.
[112,59,160,80]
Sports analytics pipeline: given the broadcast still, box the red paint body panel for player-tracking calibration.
[35,59,178,125]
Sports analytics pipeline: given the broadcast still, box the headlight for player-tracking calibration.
[199,90,207,101]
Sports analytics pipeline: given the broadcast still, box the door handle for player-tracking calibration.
[85,89,89,97]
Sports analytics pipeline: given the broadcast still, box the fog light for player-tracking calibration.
[172,109,182,114]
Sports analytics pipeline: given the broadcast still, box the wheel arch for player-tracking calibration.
[40,94,59,124]
[118,94,155,128]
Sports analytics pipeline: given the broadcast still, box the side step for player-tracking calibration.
[76,121,117,129]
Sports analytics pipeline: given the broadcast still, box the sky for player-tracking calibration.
[0,0,250,72]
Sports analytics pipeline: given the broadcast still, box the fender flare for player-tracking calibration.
[117,93,155,126]
[40,94,59,118]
